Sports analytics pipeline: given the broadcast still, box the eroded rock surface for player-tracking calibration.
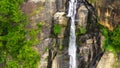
[21,0,120,68]
[97,52,116,68]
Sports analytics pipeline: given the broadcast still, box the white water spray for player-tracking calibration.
[67,0,77,68]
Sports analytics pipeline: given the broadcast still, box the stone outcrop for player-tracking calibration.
[97,52,116,68]
[54,12,68,26]
[54,12,68,38]
[77,5,88,28]
[22,0,66,68]
[88,0,120,30]
[76,2,104,68]
[21,0,120,68]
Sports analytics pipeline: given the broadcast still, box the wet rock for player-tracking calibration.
[20,0,115,68]
[44,18,70,68]
[76,4,102,66]
[78,32,102,68]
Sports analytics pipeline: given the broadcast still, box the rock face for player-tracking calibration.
[88,0,120,30]
[54,12,68,38]
[54,12,68,26]
[97,52,116,68]
[88,0,120,68]
[77,5,88,28]
[75,3,103,68]
[21,0,119,68]
[52,2,103,68]
[21,0,67,68]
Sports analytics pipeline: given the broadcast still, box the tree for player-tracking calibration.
[0,0,40,67]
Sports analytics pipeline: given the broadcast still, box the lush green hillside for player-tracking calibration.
[0,0,40,68]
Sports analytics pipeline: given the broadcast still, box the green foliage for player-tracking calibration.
[101,27,108,37]
[99,23,120,53]
[88,0,96,3]
[30,6,44,16]
[53,24,61,35]
[109,25,120,53]
[99,24,114,52]
[79,27,87,34]
[0,0,40,67]
[99,24,109,50]
[76,27,86,36]
[59,45,63,50]
[0,51,6,64]
[105,44,115,52]
[17,46,40,68]
[6,61,18,68]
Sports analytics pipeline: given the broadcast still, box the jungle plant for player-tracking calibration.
[109,25,120,53]
[0,0,40,68]
[99,23,120,53]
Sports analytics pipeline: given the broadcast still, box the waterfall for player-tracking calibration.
[67,0,77,68]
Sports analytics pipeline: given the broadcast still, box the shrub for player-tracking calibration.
[0,0,40,67]
[53,24,61,35]
[109,25,120,53]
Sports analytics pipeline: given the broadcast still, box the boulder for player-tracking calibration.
[54,12,68,38]
[97,52,116,68]
[54,12,68,26]
[77,5,88,28]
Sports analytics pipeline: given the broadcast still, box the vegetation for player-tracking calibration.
[53,24,61,35]
[88,0,96,3]
[0,0,40,67]
[99,24,109,50]
[76,26,86,36]
[79,27,87,34]
[99,23,120,53]
[109,25,120,53]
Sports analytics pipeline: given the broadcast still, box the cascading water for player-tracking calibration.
[67,0,77,68]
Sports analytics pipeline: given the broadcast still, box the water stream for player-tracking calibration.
[67,0,77,68]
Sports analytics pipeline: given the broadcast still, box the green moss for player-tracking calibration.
[59,45,63,51]
[100,26,109,50]
[76,26,87,35]
[30,6,44,16]
[53,24,62,35]
[80,27,87,34]
[88,0,96,4]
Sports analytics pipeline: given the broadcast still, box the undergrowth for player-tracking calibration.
[0,0,41,68]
